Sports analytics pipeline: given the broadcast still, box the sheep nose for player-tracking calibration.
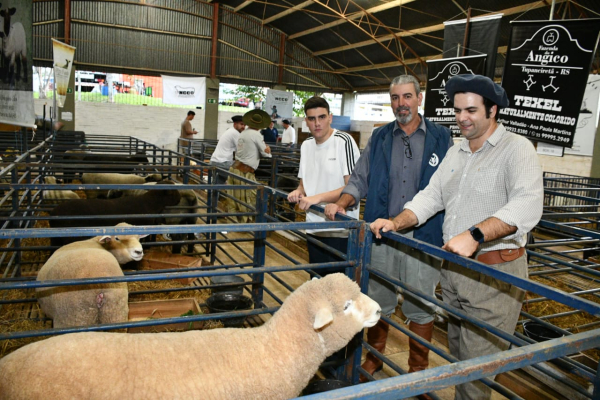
[376,309,381,315]
[134,249,143,257]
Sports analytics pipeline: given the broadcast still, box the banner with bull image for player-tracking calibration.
[0,0,35,128]
[499,19,600,148]
[52,39,75,108]
[424,55,486,137]
[162,75,206,106]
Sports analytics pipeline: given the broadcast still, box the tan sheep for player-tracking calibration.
[42,176,80,203]
[0,273,381,399]
[81,172,163,199]
[36,223,148,328]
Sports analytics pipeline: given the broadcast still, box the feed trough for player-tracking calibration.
[206,292,253,327]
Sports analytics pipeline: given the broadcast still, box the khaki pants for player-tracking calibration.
[441,255,527,400]
[226,167,257,224]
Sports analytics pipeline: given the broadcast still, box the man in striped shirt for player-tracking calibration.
[288,96,360,276]
[370,74,543,400]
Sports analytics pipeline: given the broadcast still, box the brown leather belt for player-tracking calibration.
[476,247,525,265]
[231,160,255,174]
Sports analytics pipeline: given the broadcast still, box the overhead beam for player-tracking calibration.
[289,0,416,40]
[234,1,255,13]
[334,46,508,74]
[312,0,568,56]
[262,0,313,25]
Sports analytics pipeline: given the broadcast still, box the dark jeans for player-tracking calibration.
[307,234,349,278]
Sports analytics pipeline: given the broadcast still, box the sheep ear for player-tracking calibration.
[138,234,149,239]
[311,277,319,281]
[313,308,333,330]
[98,236,112,244]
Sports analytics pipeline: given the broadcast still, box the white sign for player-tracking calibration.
[565,74,600,156]
[265,89,293,121]
[52,39,76,108]
[162,75,206,106]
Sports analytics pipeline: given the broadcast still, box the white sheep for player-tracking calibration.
[0,273,381,399]
[36,223,147,328]
[0,7,27,84]
[42,176,80,203]
[81,172,162,199]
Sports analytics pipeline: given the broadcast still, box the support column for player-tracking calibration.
[203,78,220,140]
[341,92,356,120]
[590,123,600,178]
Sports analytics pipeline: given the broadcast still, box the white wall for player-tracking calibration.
[34,99,594,177]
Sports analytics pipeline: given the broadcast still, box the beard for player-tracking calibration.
[395,107,414,125]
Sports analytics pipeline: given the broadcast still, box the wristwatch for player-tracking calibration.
[469,226,485,244]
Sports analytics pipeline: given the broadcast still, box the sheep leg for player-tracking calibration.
[21,55,27,83]
[15,55,21,82]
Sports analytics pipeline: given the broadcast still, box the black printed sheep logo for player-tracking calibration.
[175,85,195,97]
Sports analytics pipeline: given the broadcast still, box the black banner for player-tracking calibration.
[424,55,487,136]
[443,14,502,79]
[499,19,600,148]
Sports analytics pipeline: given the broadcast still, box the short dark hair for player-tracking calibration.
[453,92,498,120]
[304,96,330,114]
[187,110,196,116]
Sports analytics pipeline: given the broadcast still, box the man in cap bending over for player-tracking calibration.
[370,74,543,400]
[210,115,245,201]
[227,110,272,223]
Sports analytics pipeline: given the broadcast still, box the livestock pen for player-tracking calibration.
[0,135,600,398]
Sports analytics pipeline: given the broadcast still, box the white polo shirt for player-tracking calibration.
[210,128,240,165]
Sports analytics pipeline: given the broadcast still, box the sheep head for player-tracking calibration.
[95,223,148,264]
[301,273,381,357]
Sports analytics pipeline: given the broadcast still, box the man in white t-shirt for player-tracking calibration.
[287,96,360,276]
[281,119,296,146]
[210,115,245,202]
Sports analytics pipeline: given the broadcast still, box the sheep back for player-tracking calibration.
[36,240,127,329]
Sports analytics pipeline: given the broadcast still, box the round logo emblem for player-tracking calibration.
[543,29,559,46]
[429,153,439,167]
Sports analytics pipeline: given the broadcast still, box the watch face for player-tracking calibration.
[471,227,484,243]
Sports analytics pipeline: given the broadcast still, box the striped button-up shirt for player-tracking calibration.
[405,123,543,251]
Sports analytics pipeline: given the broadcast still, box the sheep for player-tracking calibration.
[0,7,27,85]
[35,223,148,329]
[0,273,381,399]
[81,172,163,199]
[107,181,200,253]
[42,176,80,203]
[48,181,181,247]
[59,151,152,182]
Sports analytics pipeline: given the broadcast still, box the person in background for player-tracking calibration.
[288,96,361,276]
[210,115,245,197]
[180,110,198,140]
[281,119,296,146]
[227,110,272,223]
[369,74,543,400]
[261,120,279,143]
[325,75,452,392]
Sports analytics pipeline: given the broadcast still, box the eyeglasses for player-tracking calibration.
[401,135,413,159]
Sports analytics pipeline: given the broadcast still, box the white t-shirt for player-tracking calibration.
[236,128,272,170]
[211,128,240,164]
[298,130,361,235]
[281,126,296,144]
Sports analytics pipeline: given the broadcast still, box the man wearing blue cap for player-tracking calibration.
[370,74,543,400]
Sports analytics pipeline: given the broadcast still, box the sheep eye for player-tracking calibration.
[343,300,352,311]
[115,237,120,241]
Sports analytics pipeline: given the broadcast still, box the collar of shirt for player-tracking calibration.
[392,113,426,138]
[459,122,507,154]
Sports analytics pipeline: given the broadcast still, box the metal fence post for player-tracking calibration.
[251,186,268,308]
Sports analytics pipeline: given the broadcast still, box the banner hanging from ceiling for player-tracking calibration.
[499,19,600,148]
[52,39,76,108]
[265,89,293,122]
[162,75,206,106]
[443,14,502,79]
[0,0,35,128]
[424,55,487,136]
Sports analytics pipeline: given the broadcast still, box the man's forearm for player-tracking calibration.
[391,209,419,231]
[477,217,517,243]
[335,193,356,209]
